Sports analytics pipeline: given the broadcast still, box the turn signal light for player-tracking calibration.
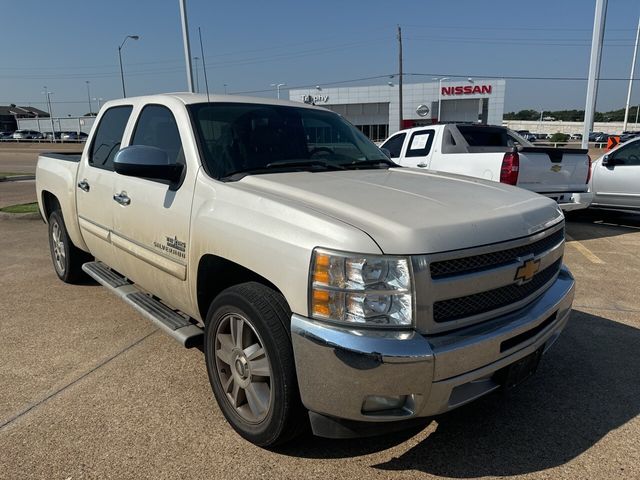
[500,151,520,185]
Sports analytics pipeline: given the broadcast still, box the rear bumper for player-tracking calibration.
[543,192,593,211]
[291,266,575,428]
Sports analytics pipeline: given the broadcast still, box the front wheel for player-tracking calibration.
[204,282,306,446]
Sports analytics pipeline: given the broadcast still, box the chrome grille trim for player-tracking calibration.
[412,220,565,335]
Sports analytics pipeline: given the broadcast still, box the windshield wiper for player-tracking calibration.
[221,160,345,181]
[265,160,345,170]
[342,158,398,169]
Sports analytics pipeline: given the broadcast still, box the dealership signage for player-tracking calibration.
[302,94,329,104]
[441,85,492,96]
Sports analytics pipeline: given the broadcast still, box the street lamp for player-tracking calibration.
[92,97,104,110]
[270,83,286,99]
[85,81,93,116]
[42,86,56,143]
[118,34,140,98]
[437,77,450,122]
[223,83,228,94]
[193,56,200,93]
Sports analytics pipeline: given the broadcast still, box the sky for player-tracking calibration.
[1,0,639,117]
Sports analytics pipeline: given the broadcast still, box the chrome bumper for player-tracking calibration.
[291,266,575,424]
[550,192,593,211]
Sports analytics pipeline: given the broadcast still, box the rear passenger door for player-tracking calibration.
[110,104,195,311]
[397,129,436,168]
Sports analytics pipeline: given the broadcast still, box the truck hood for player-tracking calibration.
[240,168,563,254]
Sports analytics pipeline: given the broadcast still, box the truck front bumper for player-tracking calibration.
[291,266,575,432]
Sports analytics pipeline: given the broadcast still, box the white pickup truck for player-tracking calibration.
[36,94,575,446]
[381,124,593,210]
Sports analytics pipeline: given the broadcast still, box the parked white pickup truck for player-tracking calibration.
[381,124,593,210]
[36,94,575,446]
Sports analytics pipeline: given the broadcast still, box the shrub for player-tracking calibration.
[550,132,569,143]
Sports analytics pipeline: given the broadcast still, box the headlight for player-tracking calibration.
[309,248,413,327]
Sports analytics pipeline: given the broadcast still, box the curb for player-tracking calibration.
[0,175,35,183]
[0,211,41,220]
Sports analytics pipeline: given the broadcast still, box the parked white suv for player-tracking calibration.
[589,137,640,211]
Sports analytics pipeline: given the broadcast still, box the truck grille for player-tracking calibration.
[430,227,564,279]
[433,258,562,323]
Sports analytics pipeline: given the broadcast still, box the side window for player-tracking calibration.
[613,142,640,165]
[131,105,184,165]
[381,133,406,158]
[89,106,133,170]
[405,130,435,158]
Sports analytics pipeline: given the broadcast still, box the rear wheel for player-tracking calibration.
[204,282,306,446]
[48,210,90,283]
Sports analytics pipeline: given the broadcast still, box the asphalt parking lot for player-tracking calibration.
[0,144,639,479]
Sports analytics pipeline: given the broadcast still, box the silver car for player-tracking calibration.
[590,137,640,211]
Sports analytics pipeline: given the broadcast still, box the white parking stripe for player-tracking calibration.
[565,234,605,264]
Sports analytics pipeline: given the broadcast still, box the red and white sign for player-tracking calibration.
[441,85,492,96]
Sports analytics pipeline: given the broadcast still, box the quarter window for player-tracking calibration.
[131,105,184,165]
[89,106,133,170]
[381,133,406,158]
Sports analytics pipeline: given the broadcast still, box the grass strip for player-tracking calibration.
[0,202,39,214]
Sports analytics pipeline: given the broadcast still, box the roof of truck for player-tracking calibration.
[102,92,327,111]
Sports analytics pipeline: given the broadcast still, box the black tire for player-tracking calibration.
[48,209,90,283]
[204,282,306,447]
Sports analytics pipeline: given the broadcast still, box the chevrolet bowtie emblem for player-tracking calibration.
[515,258,540,284]
[550,165,562,172]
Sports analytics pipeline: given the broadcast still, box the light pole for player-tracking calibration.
[270,83,286,99]
[93,97,103,110]
[193,56,200,93]
[85,81,93,116]
[118,34,139,98]
[582,0,607,149]
[623,16,640,132]
[42,86,56,143]
[437,77,450,122]
[224,83,228,94]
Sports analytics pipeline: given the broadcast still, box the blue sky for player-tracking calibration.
[1,0,639,116]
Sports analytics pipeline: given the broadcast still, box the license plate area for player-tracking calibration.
[494,347,544,389]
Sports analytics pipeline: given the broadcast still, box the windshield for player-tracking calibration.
[189,102,391,179]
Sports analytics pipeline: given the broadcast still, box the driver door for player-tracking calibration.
[593,141,640,209]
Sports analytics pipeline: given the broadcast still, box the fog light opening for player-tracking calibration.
[361,394,408,413]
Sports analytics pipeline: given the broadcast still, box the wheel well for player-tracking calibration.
[41,191,60,221]
[197,255,284,322]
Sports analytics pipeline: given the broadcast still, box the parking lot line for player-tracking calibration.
[565,234,605,264]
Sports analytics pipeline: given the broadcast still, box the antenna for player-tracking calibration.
[198,27,211,103]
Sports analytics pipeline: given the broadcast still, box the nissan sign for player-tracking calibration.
[441,85,492,96]
[416,104,430,117]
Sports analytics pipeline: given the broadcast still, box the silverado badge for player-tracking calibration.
[515,258,541,284]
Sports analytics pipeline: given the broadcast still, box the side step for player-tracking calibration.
[82,261,203,348]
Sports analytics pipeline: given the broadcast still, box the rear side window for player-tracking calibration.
[381,133,406,158]
[89,106,133,170]
[457,125,511,147]
[131,104,184,165]
[405,130,435,158]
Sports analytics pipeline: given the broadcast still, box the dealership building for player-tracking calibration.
[290,79,506,141]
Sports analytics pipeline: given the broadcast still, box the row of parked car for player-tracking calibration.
[0,130,88,141]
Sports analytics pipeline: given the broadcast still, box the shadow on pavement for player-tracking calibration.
[279,310,640,476]
[565,209,640,241]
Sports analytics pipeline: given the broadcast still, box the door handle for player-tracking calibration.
[77,179,90,192]
[113,192,131,206]
[417,163,428,168]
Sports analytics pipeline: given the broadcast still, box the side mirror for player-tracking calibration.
[601,154,614,167]
[380,147,392,159]
[114,145,183,183]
